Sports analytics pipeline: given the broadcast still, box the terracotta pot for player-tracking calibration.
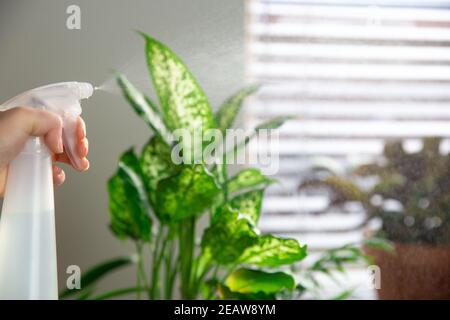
[365,243,450,300]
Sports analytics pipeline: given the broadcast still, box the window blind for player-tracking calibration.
[244,0,450,298]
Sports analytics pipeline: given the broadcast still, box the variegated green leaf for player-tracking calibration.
[239,235,307,267]
[140,136,178,206]
[230,189,264,226]
[117,74,173,145]
[142,33,216,136]
[227,168,275,194]
[226,268,295,294]
[156,165,220,223]
[202,206,258,265]
[108,149,151,241]
[215,84,260,133]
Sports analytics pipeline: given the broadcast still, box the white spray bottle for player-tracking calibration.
[0,82,94,299]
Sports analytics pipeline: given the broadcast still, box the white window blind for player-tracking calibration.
[244,0,450,298]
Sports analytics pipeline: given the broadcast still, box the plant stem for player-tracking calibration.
[150,225,163,299]
[203,265,220,300]
[139,243,151,299]
[164,238,179,300]
[163,239,172,299]
[179,217,196,299]
[135,242,148,299]
[136,260,141,300]
[151,226,170,299]
[190,252,213,298]
[165,245,180,300]
[221,160,228,201]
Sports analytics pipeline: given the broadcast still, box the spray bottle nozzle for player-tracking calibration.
[75,82,94,100]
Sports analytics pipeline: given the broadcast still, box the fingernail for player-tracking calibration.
[84,159,90,171]
[53,166,62,174]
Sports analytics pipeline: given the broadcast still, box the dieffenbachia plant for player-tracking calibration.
[60,33,307,300]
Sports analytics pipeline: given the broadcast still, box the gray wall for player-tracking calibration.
[0,0,245,295]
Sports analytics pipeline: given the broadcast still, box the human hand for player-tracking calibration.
[0,106,89,196]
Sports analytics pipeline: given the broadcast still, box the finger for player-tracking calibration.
[0,167,7,196]
[77,117,86,140]
[54,149,89,171]
[53,152,71,165]
[76,157,90,171]
[77,138,89,158]
[20,107,63,154]
[52,165,65,186]
[1,107,63,157]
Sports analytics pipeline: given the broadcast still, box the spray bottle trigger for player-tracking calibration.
[58,98,84,171]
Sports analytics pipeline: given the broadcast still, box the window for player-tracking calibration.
[245,0,450,298]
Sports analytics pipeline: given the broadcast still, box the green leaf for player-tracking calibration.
[226,116,291,159]
[332,288,355,300]
[325,176,367,204]
[230,189,264,226]
[144,94,161,115]
[202,206,258,265]
[217,283,276,300]
[140,136,178,206]
[76,287,96,300]
[225,268,295,294]
[108,149,152,241]
[227,168,275,194]
[309,244,368,275]
[141,33,216,135]
[353,163,384,176]
[93,287,146,300]
[116,74,173,145]
[239,235,307,267]
[156,165,220,223]
[371,174,405,198]
[310,157,346,176]
[363,237,395,254]
[255,116,293,131]
[59,256,133,299]
[215,84,260,133]
[299,175,367,208]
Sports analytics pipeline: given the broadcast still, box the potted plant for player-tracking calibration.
[60,34,383,299]
[60,33,310,300]
[59,33,383,300]
[299,138,450,299]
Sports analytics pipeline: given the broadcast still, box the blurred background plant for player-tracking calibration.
[299,138,450,245]
[285,237,392,300]
[298,138,450,299]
